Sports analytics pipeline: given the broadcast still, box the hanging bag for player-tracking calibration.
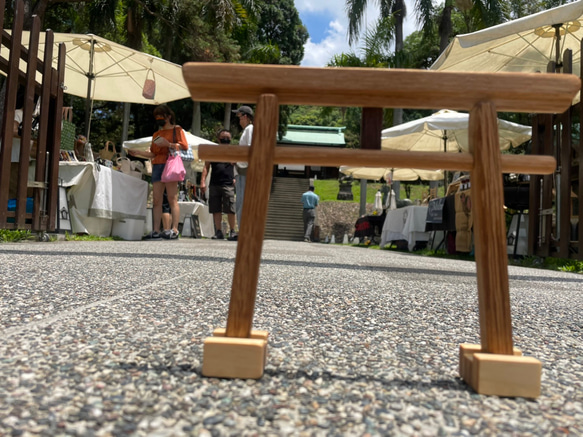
[172,126,194,161]
[99,141,116,161]
[180,146,195,162]
[60,107,76,150]
[142,69,156,100]
[161,151,186,182]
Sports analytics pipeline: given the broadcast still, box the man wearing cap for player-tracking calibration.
[232,105,254,229]
[301,185,319,242]
[200,129,238,241]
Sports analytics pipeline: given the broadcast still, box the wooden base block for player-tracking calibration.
[202,329,269,379]
[459,344,541,398]
[212,328,269,341]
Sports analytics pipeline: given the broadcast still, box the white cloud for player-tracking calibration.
[299,0,419,67]
[295,0,348,14]
[302,20,349,67]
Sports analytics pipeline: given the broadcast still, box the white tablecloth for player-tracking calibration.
[59,162,148,236]
[380,205,430,251]
[177,201,214,237]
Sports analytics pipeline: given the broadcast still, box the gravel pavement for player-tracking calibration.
[0,239,582,436]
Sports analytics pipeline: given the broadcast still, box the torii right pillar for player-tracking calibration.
[459,101,541,398]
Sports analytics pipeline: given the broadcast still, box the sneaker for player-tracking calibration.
[227,230,238,241]
[160,229,172,239]
[211,230,224,240]
[170,229,179,239]
[304,238,310,242]
[143,231,161,240]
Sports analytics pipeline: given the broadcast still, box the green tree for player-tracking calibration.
[346,0,405,124]
[228,0,309,139]
[254,0,308,65]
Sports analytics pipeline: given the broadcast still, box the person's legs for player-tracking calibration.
[161,190,171,231]
[304,209,315,241]
[213,213,222,234]
[227,213,236,232]
[222,185,237,239]
[162,213,171,231]
[165,182,180,233]
[145,164,165,239]
[152,182,165,234]
[209,185,224,239]
[235,175,246,230]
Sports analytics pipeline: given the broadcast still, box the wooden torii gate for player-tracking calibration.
[183,63,579,398]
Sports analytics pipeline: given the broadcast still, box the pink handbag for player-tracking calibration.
[161,152,186,183]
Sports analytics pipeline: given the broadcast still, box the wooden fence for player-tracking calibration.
[528,45,583,260]
[0,0,65,235]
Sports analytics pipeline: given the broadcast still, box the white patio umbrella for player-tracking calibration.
[2,31,191,138]
[4,31,191,104]
[123,131,216,172]
[339,166,443,181]
[341,109,531,184]
[381,109,532,153]
[430,1,583,103]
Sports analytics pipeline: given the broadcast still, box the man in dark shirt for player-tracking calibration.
[200,129,237,240]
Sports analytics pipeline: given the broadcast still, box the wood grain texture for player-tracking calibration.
[225,94,279,338]
[360,108,383,150]
[32,30,55,230]
[15,15,41,227]
[579,40,583,259]
[459,343,523,382]
[472,353,542,398]
[469,102,514,355]
[199,145,556,175]
[182,63,579,114]
[46,42,67,232]
[202,337,267,379]
[0,0,24,225]
[559,111,572,258]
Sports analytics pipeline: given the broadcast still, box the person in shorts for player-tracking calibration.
[200,129,237,240]
[147,104,188,239]
[128,147,171,239]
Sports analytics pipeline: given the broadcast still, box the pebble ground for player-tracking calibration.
[0,239,581,436]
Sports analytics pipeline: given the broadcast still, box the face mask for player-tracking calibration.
[156,119,166,127]
[219,138,231,144]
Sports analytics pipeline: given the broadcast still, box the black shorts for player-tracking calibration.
[209,185,235,214]
[162,190,170,214]
[152,163,165,183]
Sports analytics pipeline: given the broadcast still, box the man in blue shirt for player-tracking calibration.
[301,186,319,242]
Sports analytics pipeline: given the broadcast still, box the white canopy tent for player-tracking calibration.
[123,131,216,172]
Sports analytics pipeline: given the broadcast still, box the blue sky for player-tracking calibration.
[295,0,419,67]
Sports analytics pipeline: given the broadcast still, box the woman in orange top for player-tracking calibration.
[147,104,188,239]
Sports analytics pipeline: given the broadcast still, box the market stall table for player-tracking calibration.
[177,201,214,237]
[380,205,430,251]
[59,162,148,238]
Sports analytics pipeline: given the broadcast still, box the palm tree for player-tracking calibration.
[346,0,407,125]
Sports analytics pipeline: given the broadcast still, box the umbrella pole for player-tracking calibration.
[84,37,96,139]
[443,130,448,190]
[359,179,367,216]
[554,24,562,72]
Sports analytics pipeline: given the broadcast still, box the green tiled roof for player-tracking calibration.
[279,125,345,147]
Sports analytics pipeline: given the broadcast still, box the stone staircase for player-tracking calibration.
[264,177,309,241]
